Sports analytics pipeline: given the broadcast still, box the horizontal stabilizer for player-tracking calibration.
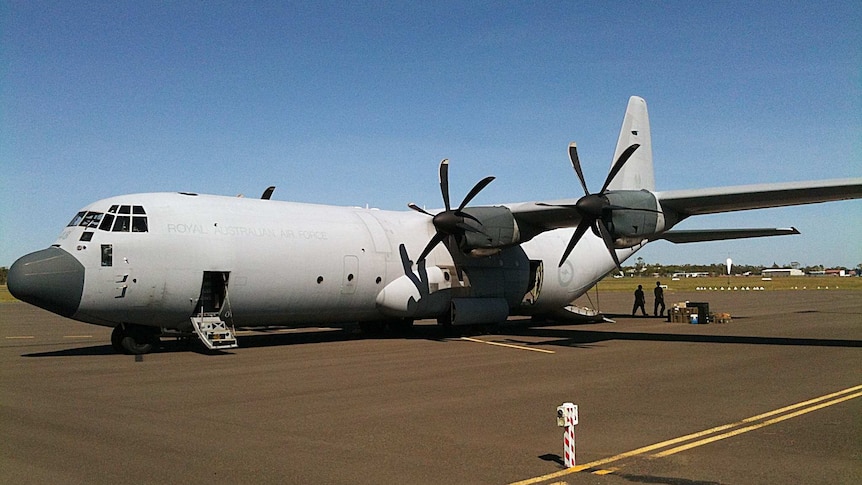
[656,227,800,244]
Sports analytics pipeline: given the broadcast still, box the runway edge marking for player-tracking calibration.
[510,384,862,485]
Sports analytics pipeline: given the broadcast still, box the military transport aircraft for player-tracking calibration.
[8,97,862,354]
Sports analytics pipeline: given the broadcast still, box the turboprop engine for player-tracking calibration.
[454,206,520,256]
[604,190,664,247]
[409,159,523,260]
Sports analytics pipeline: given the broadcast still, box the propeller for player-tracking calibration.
[551,142,654,270]
[408,159,495,262]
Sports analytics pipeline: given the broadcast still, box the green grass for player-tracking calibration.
[0,286,17,303]
[594,275,862,292]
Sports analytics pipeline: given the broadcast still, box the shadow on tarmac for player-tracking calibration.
[19,318,861,358]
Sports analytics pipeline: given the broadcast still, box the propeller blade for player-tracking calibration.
[599,143,640,194]
[457,176,495,211]
[439,159,451,211]
[417,232,447,262]
[558,219,592,267]
[408,203,433,216]
[568,142,590,196]
[454,210,482,225]
[596,222,623,273]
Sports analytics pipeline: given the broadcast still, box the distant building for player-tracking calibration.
[761,268,804,277]
[671,272,710,278]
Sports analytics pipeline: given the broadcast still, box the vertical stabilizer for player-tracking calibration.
[607,96,654,191]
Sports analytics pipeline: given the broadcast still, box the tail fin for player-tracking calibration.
[607,96,654,191]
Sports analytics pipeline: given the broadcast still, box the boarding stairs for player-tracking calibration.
[190,312,238,350]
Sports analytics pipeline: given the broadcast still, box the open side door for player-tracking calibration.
[190,271,238,350]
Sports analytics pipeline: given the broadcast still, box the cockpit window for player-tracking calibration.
[113,216,131,232]
[79,212,104,228]
[99,214,114,231]
[69,205,148,233]
[68,211,86,227]
[132,216,148,232]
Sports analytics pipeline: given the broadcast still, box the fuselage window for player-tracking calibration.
[101,245,113,267]
[113,216,131,232]
[108,205,119,213]
[99,214,115,231]
[68,211,86,227]
[118,205,131,214]
[80,232,94,242]
[132,216,148,232]
[133,205,146,215]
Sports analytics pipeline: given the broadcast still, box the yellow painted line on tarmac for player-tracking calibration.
[510,384,862,485]
[460,337,555,354]
[5,336,35,339]
[653,390,862,458]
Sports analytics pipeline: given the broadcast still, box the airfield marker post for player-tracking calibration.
[556,402,578,467]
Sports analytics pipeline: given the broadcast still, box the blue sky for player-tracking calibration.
[2,1,860,268]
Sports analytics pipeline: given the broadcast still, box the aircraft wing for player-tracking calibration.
[655,227,800,244]
[508,178,861,242]
[654,178,862,217]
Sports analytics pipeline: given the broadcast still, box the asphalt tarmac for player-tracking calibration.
[1,289,860,484]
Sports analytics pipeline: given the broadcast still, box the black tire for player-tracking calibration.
[387,319,414,335]
[110,325,125,353]
[118,325,160,355]
[359,321,385,336]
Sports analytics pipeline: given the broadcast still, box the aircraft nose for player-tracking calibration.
[8,247,85,318]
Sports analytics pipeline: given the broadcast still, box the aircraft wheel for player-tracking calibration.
[110,325,125,353]
[387,319,414,335]
[359,321,385,336]
[115,324,160,355]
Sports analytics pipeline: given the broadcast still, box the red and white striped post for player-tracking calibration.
[556,402,578,468]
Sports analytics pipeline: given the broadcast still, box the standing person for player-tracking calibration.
[632,285,647,316]
[654,281,666,317]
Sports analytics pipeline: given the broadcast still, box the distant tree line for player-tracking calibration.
[621,258,860,277]
[0,267,7,286]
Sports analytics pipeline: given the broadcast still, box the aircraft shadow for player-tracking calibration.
[18,325,483,357]
[19,319,860,358]
[501,325,862,349]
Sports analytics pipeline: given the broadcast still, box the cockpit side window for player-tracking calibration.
[113,216,131,232]
[132,216,148,232]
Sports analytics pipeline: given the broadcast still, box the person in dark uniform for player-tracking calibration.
[654,281,665,317]
[632,285,647,316]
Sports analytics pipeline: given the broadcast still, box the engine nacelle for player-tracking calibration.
[458,206,520,253]
[605,190,664,247]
